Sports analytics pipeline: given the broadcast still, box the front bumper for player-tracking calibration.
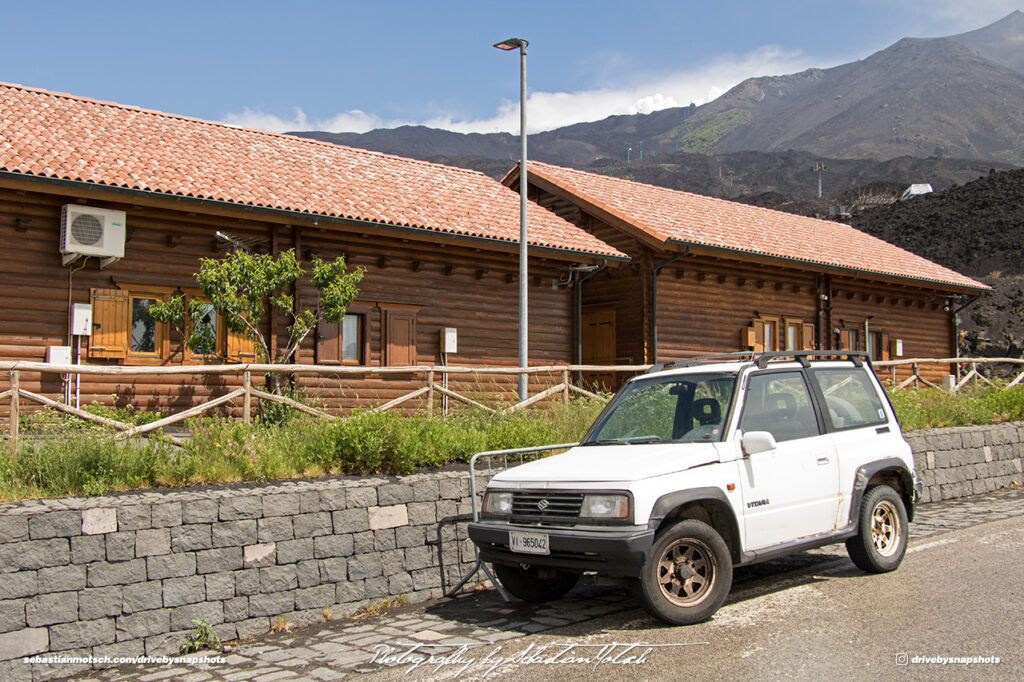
[468,522,654,578]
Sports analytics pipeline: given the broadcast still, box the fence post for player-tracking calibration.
[243,371,252,424]
[427,369,435,417]
[9,370,18,453]
[561,369,570,406]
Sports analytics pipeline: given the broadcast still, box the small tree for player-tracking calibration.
[150,248,364,370]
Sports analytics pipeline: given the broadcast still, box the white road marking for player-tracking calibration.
[907,537,958,554]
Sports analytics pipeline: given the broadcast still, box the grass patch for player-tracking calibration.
[886,383,1024,431]
[0,396,609,501]
[4,382,1022,502]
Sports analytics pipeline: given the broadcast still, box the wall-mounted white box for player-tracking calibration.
[71,303,93,336]
[441,327,458,354]
[47,345,72,365]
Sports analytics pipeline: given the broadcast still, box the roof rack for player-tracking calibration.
[645,350,870,374]
[752,350,870,369]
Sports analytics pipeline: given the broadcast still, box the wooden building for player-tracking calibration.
[0,83,626,414]
[503,162,987,382]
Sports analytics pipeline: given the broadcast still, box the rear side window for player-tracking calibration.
[812,368,887,430]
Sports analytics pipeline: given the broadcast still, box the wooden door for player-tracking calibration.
[582,306,616,390]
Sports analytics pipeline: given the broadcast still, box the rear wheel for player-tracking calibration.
[492,563,580,602]
[632,519,732,625]
[846,485,908,572]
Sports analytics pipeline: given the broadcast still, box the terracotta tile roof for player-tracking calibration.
[0,82,625,261]
[520,161,986,291]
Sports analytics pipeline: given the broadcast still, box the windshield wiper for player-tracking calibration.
[582,435,664,445]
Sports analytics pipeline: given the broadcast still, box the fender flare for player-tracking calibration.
[648,486,742,563]
[849,458,917,526]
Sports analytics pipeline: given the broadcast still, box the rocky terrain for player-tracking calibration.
[847,169,1024,357]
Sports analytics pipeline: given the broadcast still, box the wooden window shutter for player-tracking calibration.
[89,288,128,359]
[742,320,766,352]
[225,319,257,363]
[802,323,816,350]
[385,308,417,366]
[316,319,342,365]
[752,319,766,352]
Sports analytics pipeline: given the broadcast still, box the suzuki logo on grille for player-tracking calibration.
[537,499,550,511]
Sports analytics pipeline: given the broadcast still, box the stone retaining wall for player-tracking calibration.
[0,470,485,680]
[1,422,1022,679]
[906,422,1024,503]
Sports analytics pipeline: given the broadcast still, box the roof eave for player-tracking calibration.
[505,164,669,251]
[664,238,990,294]
[0,171,628,263]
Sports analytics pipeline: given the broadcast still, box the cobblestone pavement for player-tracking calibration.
[69,486,1024,682]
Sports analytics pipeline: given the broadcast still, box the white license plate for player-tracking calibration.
[509,530,550,555]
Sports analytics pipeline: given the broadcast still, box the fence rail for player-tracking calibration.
[0,361,648,452]
[3,357,1022,452]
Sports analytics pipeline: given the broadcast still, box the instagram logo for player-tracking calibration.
[895,653,909,666]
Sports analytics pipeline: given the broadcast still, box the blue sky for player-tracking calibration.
[5,0,1021,134]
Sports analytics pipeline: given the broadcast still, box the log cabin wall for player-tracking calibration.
[654,259,819,362]
[0,183,578,415]
[533,186,962,385]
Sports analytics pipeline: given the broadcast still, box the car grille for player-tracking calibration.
[511,491,584,524]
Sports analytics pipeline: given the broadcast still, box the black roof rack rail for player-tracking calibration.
[752,350,870,369]
[645,350,871,374]
[645,352,757,374]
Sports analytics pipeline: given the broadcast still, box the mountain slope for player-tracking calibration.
[291,13,1024,168]
[676,37,1024,163]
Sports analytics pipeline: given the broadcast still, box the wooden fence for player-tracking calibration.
[3,357,1023,451]
[0,361,647,451]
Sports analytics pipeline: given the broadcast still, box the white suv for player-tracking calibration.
[469,352,920,625]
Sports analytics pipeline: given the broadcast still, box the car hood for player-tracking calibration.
[488,442,722,485]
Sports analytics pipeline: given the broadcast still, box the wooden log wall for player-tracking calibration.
[0,183,579,417]
[653,260,819,361]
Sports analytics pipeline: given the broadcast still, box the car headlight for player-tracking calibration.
[579,494,630,519]
[482,491,513,515]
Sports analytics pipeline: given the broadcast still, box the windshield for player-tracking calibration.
[582,372,738,445]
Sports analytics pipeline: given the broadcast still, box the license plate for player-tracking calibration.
[509,530,550,555]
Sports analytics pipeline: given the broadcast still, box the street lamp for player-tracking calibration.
[494,37,529,401]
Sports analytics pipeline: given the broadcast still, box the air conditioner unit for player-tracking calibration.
[60,205,126,267]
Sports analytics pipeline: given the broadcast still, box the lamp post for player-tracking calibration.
[494,37,529,401]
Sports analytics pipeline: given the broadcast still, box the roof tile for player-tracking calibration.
[525,161,986,291]
[0,82,624,261]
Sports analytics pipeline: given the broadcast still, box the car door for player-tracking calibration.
[737,370,840,549]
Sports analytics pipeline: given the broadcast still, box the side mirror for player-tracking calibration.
[742,430,777,457]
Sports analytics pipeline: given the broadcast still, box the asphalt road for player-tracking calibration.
[363,513,1023,681]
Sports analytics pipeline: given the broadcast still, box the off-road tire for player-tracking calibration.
[492,563,580,602]
[846,485,908,573]
[632,519,732,625]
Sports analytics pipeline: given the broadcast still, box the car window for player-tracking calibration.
[811,368,887,430]
[739,371,820,442]
[584,373,736,444]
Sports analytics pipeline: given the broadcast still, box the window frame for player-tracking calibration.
[126,291,169,361]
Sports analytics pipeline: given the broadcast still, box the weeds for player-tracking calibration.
[351,595,408,620]
[179,619,222,654]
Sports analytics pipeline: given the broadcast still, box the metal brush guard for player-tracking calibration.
[430,442,578,601]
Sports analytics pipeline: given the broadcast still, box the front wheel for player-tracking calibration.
[846,485,908,572]
[492,563,580,602]
[632,519,732,625]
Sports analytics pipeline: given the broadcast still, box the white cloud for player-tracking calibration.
[222,106,403,134]
[422,45,815,135]
[223,45,817,135]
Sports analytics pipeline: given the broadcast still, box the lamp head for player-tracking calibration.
[494,37,528,50]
